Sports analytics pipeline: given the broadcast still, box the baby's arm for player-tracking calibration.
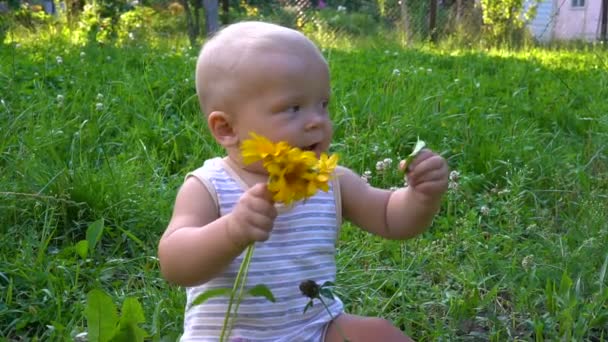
[158,178,276,287]
[340,149,448,239]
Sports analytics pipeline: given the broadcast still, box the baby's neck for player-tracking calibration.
[222,155,269,188]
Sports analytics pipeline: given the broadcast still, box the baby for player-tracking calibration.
[158,21,449,342]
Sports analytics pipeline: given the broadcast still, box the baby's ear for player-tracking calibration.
[208,111,238,148]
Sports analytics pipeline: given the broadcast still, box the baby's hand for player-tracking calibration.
[399,149,449,201]
[228,183,278,247]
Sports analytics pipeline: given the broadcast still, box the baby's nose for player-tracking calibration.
[305,111,327,130]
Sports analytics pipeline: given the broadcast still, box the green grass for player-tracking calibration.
[1,33,607,341]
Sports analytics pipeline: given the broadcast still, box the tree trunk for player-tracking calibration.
[203,0,219,36]
[429,0,437,43]
[181,0,200,47]
[220,0,229,24]
[601,0,608,43]
[400,0,413,45]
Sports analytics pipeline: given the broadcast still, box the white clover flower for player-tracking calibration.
[393,52,398,56]
[383,158,393,166]
[392,69,400,76]
[361,170,372,183]
[337,5,346,12]
[449,170,460,182]
[521,255,534,271]
[56,56,63,64]
[106,56,112,61]
[480,205,490,216]
[15,43,21,48]
[128,32,135,40]
[1,99,5,106]
[80,51,86,58]
[427,68,432,73]
[96,93,104,101]
[389,186,398,191]
[498,189,511,196]
[384,50,390,54]
[454,78,460,83]
[475,82,480,88]
[95,102,104,111]
[56,94,64,102]
[376,160,385,171]
[74,332,88,342]
[448,181,459,191]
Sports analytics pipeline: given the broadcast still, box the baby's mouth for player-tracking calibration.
[302,143,319,152]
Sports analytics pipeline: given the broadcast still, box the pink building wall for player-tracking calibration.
[553,0,603,40]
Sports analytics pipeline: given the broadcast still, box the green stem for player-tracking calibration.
[219,244,255,342]
[228,245,255,338]
[318,297,349,342]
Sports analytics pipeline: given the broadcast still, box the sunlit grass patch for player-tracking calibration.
[1,32,607,340]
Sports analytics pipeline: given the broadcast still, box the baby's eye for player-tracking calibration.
[321,100,329,109]
[287,105,301,113]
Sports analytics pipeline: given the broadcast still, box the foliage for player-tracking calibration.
[317,8,379,36]
[0,13,9,44]
[1,29,607,340]
[86,289,148,342]
[76,0,131,44]
[116,6,157,45]
[479,0,538,45]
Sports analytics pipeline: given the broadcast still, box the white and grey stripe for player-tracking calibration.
[181,158,343,341]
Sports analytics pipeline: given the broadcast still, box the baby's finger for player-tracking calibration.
[411,178,449,196]
[400,149,434,172]
[407,154,444,178]
[248,183,275,202]
[408,167,448,187]
[246,211,276,232]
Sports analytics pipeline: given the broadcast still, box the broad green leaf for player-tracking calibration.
[247,284,275,302]
[86,289,118,342]
[319,288,334,300]
[321,281,335,288]
[559,272,573,295]
[189,288,232,309]
[75,240,88,260]
[86,219,104,251]
[302,300,313,314]
[120,297,145,325]
[111,324,147,342]
[111,298,147,342]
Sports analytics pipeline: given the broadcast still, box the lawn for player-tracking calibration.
[1,34,607,341]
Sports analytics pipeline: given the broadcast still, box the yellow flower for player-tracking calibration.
[240,133,339,205]
[240,132,290,165]
[313,153,339,192]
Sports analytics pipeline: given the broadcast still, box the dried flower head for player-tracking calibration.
[299,279,320,299]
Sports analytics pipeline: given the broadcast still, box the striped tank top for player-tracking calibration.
[181,157,344,341]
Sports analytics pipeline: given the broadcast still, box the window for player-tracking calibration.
[572,0,585,7]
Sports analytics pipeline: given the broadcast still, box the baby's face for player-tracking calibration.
[233,47,333,159]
